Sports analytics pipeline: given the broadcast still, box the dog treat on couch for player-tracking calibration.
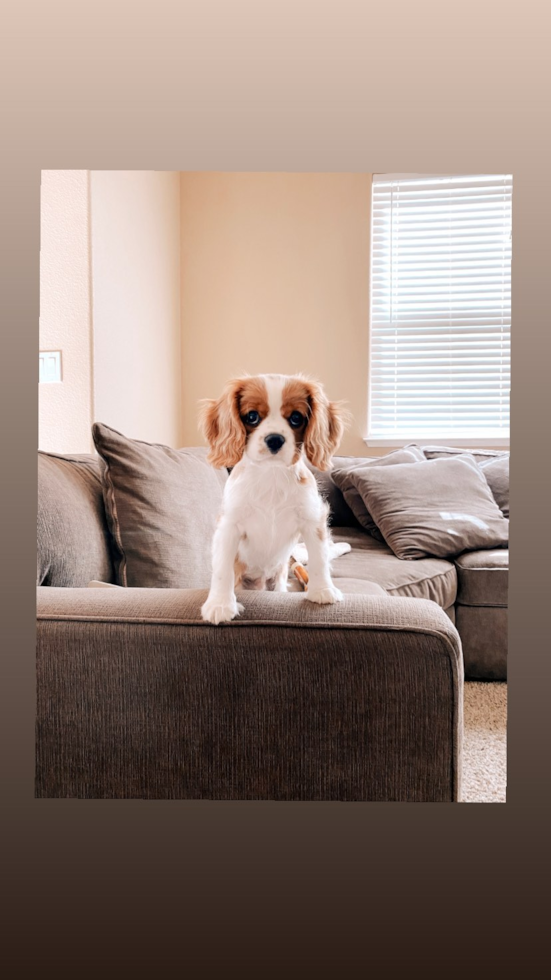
[290,561,309,589]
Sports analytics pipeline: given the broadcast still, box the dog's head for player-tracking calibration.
[199,373,348,470]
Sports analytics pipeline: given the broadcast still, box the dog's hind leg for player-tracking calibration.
[266,562,289,592]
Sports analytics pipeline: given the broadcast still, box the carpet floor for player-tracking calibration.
[461,681,507,803]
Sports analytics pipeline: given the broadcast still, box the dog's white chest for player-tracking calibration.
[227,464,304,574]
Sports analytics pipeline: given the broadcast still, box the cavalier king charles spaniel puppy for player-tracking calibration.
[199,373,349,625]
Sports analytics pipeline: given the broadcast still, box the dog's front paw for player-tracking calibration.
[305,585,343,605]
[201,596,245,625]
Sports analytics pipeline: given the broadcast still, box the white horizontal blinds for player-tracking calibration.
[370,174,512,441]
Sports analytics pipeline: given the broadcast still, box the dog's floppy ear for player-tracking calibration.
[302,379,348,471]
[198,378,247,468]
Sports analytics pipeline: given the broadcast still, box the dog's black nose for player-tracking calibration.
[265,433,286,454]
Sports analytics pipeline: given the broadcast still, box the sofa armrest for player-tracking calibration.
[36,586,463,802]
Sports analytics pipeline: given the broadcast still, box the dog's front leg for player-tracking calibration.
[300,521,343,605]
[201,518,245,625]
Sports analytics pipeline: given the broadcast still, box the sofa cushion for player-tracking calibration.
[345,455,509,560]
[92,423,227,589]
[328,528,457,608]
[38,451,115,587]
[455,605,507,680]
[454,549,509,607]
[331,448,426,539]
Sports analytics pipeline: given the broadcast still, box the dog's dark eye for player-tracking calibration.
[289,411,304,428]
[243,410,261,426]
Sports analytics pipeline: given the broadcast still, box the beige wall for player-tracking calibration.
[39,170,94,452]
[90,170,182,446]
[180,172,373,455]
[41,171,507,458]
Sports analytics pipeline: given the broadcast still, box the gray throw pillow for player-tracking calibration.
[418,444,508,465]
[412,443,510,517]
[332,448,425,539]
[92,423,227,588]
[478,455,510,517]
[38,450,116,586]
[305,457,363,528]
[351,454,509,560]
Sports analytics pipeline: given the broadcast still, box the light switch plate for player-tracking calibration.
[39,350,62,383]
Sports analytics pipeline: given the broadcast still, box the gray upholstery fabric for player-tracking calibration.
[306,457,363,528]
[36,586,463,801]
[455,605,507,680]
[348,455,509,560]
[287,576,388,596]
[92,424,227,589]
[332,448,425,539]
[38,451,115,587]
[454,549,509,607]
[478,455,510,517]
[413,444,510,518]
[416,444,509,464]
[329,528,457,608]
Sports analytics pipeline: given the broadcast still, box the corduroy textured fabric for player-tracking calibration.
[36,587,463,802]
[455,605,508,680]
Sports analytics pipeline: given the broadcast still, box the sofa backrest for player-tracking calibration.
[38,451,116,586]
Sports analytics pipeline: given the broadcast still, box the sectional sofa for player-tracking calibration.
[35,434,508,801]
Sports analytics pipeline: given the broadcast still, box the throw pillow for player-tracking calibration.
[38,450,116,587]
[332,447,426,539]
[92,423,227,588]
[478,455,510,517]
[351,454,509,560]
[305,456,364,528]
[411,443,510,517]
[417,444,509,465]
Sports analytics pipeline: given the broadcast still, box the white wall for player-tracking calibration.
[90,171,182,447]
[39,170,94,452]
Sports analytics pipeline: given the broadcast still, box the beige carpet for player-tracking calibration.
[461,681,507,803]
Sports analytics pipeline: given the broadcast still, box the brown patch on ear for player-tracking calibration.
[302,378,347,471]
[281,378,311,419]
[198,378,248,468]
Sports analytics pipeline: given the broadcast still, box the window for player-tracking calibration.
[368,173,512,446]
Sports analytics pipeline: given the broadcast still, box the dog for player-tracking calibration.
[199,373,349,624]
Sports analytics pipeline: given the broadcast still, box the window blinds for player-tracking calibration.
[369,173,512,443]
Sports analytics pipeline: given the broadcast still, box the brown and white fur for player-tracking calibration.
[199,373,348,625]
